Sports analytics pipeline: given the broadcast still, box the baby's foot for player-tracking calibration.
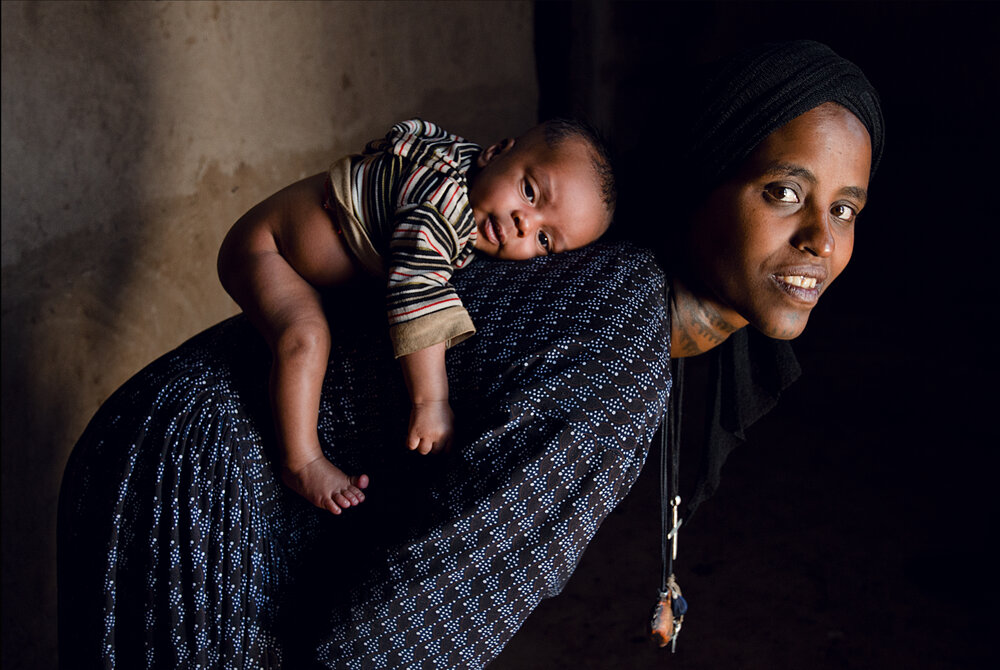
[281,456,369,515]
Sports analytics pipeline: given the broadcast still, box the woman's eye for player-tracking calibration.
[764,184,799,203]
[537,230,550,251]
[523,179,536,203]
[831,203,857,223]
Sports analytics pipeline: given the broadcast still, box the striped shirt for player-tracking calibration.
[329,119,481,357]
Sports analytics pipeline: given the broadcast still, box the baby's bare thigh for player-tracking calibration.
[275,173,361,288]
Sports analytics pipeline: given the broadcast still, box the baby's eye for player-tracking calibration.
[764,184,799,203]
[831,203,858,223]
[523,179,536,203]
[537,230,550,252]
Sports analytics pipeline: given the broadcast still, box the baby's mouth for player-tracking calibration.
[485,215,504,246]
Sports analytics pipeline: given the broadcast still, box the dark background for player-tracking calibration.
[494,2,997,668]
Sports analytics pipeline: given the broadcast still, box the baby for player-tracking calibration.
[218,118,615,514]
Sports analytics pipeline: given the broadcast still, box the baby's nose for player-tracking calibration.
[513,211,536,235]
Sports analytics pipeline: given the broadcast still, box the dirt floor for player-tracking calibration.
[492,306,994,669]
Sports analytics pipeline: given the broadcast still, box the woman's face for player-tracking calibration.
[688,103,872,340]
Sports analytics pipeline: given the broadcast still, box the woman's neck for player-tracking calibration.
[669,276,747,358]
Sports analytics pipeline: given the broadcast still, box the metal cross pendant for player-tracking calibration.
[667,495,682,560]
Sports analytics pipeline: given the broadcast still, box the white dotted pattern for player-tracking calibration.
[59,242,671,669]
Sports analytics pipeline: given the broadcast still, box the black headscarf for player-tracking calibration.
[679,40,885,518]
[688,40,884,186]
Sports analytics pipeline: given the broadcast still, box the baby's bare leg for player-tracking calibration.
[218,173,369,513]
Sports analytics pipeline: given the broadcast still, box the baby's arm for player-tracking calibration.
[399,342,454,455]
[385,204,474,456]
[217,173,367,513]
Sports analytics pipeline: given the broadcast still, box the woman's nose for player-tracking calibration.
[792,209,834,257]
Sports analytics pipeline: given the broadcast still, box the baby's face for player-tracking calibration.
[468,129,608,260]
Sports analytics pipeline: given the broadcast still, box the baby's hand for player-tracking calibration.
[406,400,454,455]
[281,456,369,515]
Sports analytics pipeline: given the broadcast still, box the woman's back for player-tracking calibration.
[59,242,672,669]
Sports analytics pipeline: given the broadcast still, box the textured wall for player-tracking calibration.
[0,1,537,666]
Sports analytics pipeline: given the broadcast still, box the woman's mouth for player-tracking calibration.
[775,275,818,289]
[771,272,825,304]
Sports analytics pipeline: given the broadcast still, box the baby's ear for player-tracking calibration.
[476,137,515,168]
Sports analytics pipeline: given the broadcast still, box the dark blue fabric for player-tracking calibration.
[58,241,671,669]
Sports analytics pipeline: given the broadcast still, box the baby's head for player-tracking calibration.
[469,119,615,260]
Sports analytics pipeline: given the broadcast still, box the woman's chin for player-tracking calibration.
[751,311,812,340]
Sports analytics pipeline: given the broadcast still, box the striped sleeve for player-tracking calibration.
[354,120,481,356]
[385,203,475,357]
[386,204,461,316]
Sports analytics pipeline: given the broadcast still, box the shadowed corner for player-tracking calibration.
[2,4,255,666]
[1,4,163,668]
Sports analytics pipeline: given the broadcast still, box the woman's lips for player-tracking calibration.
[775,274,818,289]
[771,268,827,304]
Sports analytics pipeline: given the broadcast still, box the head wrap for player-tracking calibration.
[678,40,885,518]
[686,39,884,188]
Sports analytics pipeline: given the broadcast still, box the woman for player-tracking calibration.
[58,40,883,669]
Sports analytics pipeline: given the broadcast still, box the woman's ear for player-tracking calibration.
[476,137,515,168]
